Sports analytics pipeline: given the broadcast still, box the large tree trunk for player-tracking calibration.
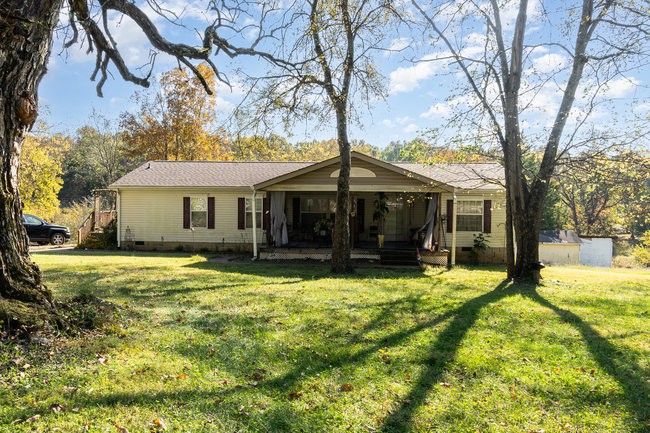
[331,106,353,273]
[0,0,62,332]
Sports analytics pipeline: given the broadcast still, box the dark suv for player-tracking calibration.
[22,214,71,245]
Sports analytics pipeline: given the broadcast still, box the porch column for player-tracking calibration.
[451,190,457,266]
[94,194,101,231]
[116,189,121,248]
[251,190,258,259]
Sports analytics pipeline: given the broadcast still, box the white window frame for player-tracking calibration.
[246,197,263,229]
[190,196,208,228]
[456,200,483,232]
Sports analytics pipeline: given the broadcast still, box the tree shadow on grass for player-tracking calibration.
[379,281,649,432]
[184,259,433,281]
[524,290,649,432]
[379,279,515,431]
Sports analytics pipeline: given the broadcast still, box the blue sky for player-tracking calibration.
[39,1,650,150]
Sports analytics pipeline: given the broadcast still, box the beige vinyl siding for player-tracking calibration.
[118,188,264,245]
[539,244,581,265]
[440,191,507,249]
[270,159,430,191]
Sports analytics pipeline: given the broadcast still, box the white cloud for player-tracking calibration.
[601,77,640,99]
[388,53,446,94]
[382,116,411,128]
[420,102,451,119]
[530,53,568,74]
[404,123,419,133]
[385,37,412,56]
[634,102,650,113]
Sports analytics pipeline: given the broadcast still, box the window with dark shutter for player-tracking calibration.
[446,199,453,233]
[483,200,492,233]
[237,197,245,230]
[183,197,190,229]
[208,197,215,229]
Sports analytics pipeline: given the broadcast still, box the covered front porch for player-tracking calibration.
[255,190,449,266]
[249,152,459,266]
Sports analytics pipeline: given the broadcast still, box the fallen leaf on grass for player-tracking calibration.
[439,382,451,388]
[114,422,129,433]
[288,391,303,400]
[63,386,79,394]
[49,403,65,412]
[340,383,353,392]
[150,418,167,431]
[177,373,187,380]
[26,414,40,423]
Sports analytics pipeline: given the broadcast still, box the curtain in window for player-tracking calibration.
[414,193,439,251]
[270,191,288,247]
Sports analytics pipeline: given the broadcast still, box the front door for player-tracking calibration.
[384,197,407,242]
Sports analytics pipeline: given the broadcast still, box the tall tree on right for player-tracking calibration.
[411,0,649,281]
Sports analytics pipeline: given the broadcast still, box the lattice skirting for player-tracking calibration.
[260,248,380,261]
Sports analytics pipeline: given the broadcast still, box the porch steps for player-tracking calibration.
[379,248,420,266]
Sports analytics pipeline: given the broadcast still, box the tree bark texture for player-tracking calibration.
[0,0,62,331]
[331,105,353,273]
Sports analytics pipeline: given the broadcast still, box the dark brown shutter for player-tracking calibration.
[237,197,245,230]
[207,197,215,229]
[357,198,365,232]
[483,200,492,233]
[446,199,453,233]
[292,197,301,228]
[183,197,191,229]
[262,197,270,230]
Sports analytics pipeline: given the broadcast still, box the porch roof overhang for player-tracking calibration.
[252,151,453,192]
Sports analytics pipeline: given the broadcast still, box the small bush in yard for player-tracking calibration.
[612,255,640,268]
[631,231,650,267]
[77,219,118,250]
[632,245,650,267]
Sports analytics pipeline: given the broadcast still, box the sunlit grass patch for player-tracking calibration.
[0,251,647,432]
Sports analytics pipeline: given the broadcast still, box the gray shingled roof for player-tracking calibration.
[110,158,504,190]
[395,162,504,190]
[110,160,314,188]
[539,230,583,244]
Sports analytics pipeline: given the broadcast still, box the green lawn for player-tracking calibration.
[1,252,648,433]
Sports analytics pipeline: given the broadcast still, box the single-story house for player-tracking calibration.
[538,230,583,265]
[109,151,507,265]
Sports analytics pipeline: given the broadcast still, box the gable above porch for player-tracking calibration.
[254,151,453,193]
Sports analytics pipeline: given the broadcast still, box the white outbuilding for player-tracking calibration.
[539,230,582,266]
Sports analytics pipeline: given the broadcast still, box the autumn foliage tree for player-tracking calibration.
[18,127,69,220]
[0,0,248,334]
[121,63,229,161]
[556,150,650,236]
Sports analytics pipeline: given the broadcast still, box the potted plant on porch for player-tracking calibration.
[373,192,388,248]
[314,217,333,244]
